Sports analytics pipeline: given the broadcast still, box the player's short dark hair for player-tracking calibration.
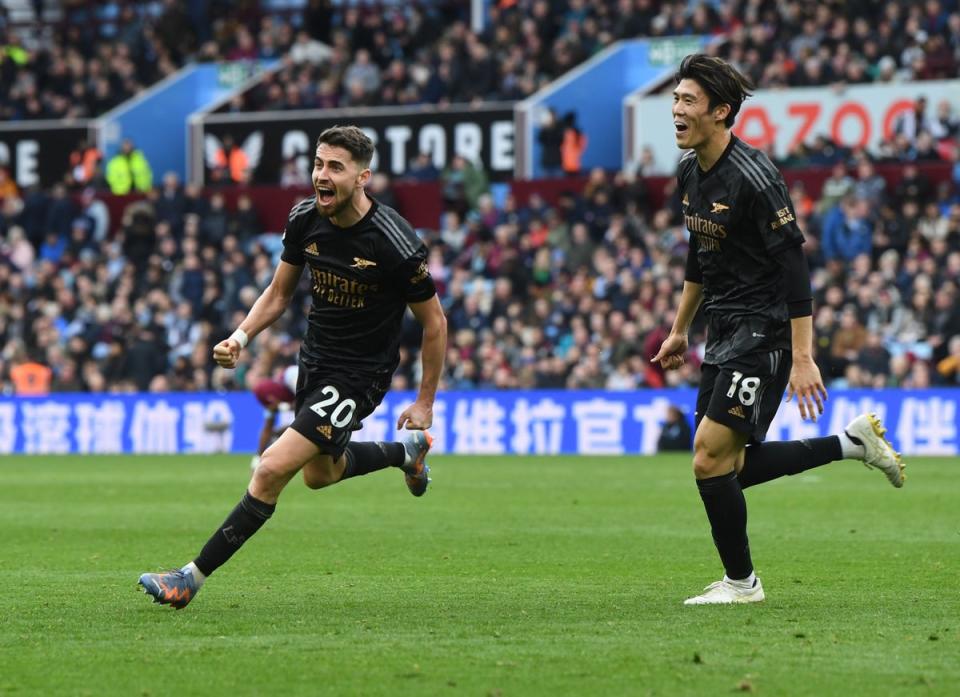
[675,54,754,128]
[316,126,375,168]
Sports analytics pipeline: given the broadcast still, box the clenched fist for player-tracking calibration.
[212,338,242,369]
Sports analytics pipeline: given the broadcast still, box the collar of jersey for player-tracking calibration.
[697,134,739,179]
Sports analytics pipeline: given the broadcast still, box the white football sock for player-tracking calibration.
[182,561,207,586]
[838,431,866,459]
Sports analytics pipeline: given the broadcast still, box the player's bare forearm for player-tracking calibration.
[397,296,446,431]
[787,314,827,420]
[238,262,303,340]
[651,280,702,370]
[238,283,292,339]
[411,297,447,405]
[790,314,814,361]
[213,262,303,369]
[671,281,703,336]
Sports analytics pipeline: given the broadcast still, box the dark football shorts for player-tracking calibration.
[290,366,390,459]
[695,349,792,443]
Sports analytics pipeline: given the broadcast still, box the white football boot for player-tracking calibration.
[684,577,765,605]
[845,413,905,488]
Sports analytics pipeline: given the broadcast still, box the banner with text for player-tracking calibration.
[627,79,960,174]
[0,122,92,188]
[196,104,515,185]
[1,390,956,456]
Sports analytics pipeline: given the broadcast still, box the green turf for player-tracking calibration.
[0,454,956,696]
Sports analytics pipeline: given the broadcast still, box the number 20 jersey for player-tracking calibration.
[280,196,437,382]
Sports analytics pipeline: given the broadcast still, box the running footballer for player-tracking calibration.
[139,126,447,609]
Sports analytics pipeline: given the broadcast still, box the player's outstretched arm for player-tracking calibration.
[213,260,304,369]
[397,295,447,430]
[652,280,703,371]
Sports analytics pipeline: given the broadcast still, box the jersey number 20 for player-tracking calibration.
[310,386,357,428]
[726,371,760,406]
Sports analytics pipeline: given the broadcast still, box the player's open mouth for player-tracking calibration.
[674,121,689,134]
[316,186,336,205]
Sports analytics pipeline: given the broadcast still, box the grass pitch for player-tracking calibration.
[0,453,956,696]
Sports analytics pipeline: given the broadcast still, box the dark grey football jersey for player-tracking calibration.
[280,196,436,380]
[679,136,805,364]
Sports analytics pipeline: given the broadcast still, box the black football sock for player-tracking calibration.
[193,490,275,577]
[340,441,405,481]
[696,471,753,581]
[737,437,843,489]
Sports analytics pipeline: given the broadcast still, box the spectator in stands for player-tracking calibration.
[342,48,381,104]
[208,134,251,185]
[156,172,187,232]
[0,166,17,201]
[405,151,441,182]
[289,30,331,65]
[822,196,873,263]
[68,139,102,188]
[817,162,854,214]
[2,225,34,270]
[441,155,488,217]
[895,163,934,205]
[560,111,588,176]
[657,405,692,452]
[9,345,52,395]
[931,99,960,142]
[936,335,960,385]
[106,140,153,195]
[852,158,887,205]
[895,96,935,143]
[538,107,564,178]
[829,305,869,379]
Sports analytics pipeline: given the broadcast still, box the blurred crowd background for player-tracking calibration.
[1,0,959,396]
[3,0,957,119]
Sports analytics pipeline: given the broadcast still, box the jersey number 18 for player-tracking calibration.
[726,371,760,406]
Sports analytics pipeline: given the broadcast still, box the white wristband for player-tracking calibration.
[230,329,249,348]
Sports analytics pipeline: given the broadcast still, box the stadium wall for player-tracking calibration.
[192,103,516,186]
[96,62,273,182]
[92,159,952,234]
[515,36,706,179]
[0,121,94,188]
[1,390,956,457]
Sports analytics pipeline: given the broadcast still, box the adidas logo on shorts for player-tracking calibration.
[728,405,746,419]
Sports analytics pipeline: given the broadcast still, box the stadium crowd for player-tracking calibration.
[4,0,958,118]
[1,1,959,396]
[2,138,959,396]
[225,0,960,111]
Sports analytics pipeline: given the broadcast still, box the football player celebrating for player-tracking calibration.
[654,55,905,605]
[139,126,447,608]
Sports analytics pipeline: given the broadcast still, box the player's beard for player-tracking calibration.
[317,185,356,219]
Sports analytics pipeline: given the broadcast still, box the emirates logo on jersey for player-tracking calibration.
[684,213,727,239]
